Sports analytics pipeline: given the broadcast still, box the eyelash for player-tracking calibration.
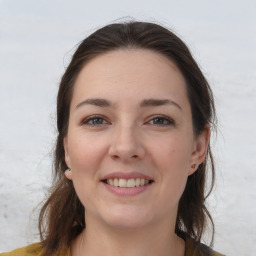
[147,115,175,126]
[81,115,109,126]
[81,115,175,127]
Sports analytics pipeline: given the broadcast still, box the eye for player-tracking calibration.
[147,115,174,126]
[81,115,109,126]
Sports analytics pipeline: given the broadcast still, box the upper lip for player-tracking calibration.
[101,172,154,181]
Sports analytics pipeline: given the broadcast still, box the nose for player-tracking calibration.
[108,124,145,162]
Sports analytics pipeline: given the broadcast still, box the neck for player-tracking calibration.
[71,216,185,256]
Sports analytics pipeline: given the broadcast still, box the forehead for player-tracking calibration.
[71,49,189,110]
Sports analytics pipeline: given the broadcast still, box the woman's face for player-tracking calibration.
[64,49,209,230]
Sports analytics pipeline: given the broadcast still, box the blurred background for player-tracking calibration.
[0,1,255,255]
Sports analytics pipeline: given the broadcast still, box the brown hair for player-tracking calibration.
[39,21,216,255]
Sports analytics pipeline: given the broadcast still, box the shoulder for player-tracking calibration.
[0,243,70,256]
[0,243,45,256]
[185,237,225,256]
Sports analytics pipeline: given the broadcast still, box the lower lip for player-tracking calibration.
[102,182,153,196]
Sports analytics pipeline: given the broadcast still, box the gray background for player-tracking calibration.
[0,1,255,255]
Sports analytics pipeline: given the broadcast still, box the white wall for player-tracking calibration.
[0,1,255,255]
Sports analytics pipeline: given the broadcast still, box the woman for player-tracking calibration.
[1,21,224,256]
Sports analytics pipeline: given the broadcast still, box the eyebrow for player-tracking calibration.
[75,98,111,109]
[140,99,182,111]
[75,98,182,111]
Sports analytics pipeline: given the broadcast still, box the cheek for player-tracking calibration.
[67,134,107,209]
[151,135,192,172]
[149,136,192,199]
[67,133,108,176]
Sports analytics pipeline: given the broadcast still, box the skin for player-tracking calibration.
[64,49,209,256]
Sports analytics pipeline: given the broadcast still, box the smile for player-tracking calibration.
[103,178,153,188]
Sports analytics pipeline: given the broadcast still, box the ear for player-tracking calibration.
[188,125,210,175]
[63,137,72,180]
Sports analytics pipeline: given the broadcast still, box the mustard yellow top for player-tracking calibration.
[0,238,225,256]
[0,243,70,256]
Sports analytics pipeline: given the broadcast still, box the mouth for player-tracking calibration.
[102,178,154,188]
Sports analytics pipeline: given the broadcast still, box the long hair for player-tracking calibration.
[39,21,216,255]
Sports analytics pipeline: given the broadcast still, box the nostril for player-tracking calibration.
[108,141,145,160]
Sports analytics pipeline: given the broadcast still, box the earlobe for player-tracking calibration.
[188,163,198,175]
[189,125,210,175]
[63,137,71,170]
[65,168,72,180]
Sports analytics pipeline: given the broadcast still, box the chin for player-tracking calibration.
[99,205,152,230]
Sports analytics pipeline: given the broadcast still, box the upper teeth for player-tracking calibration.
[106,178,150,188]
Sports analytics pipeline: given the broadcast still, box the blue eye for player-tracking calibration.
[81,115,108,126]
[148,116,174,126]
